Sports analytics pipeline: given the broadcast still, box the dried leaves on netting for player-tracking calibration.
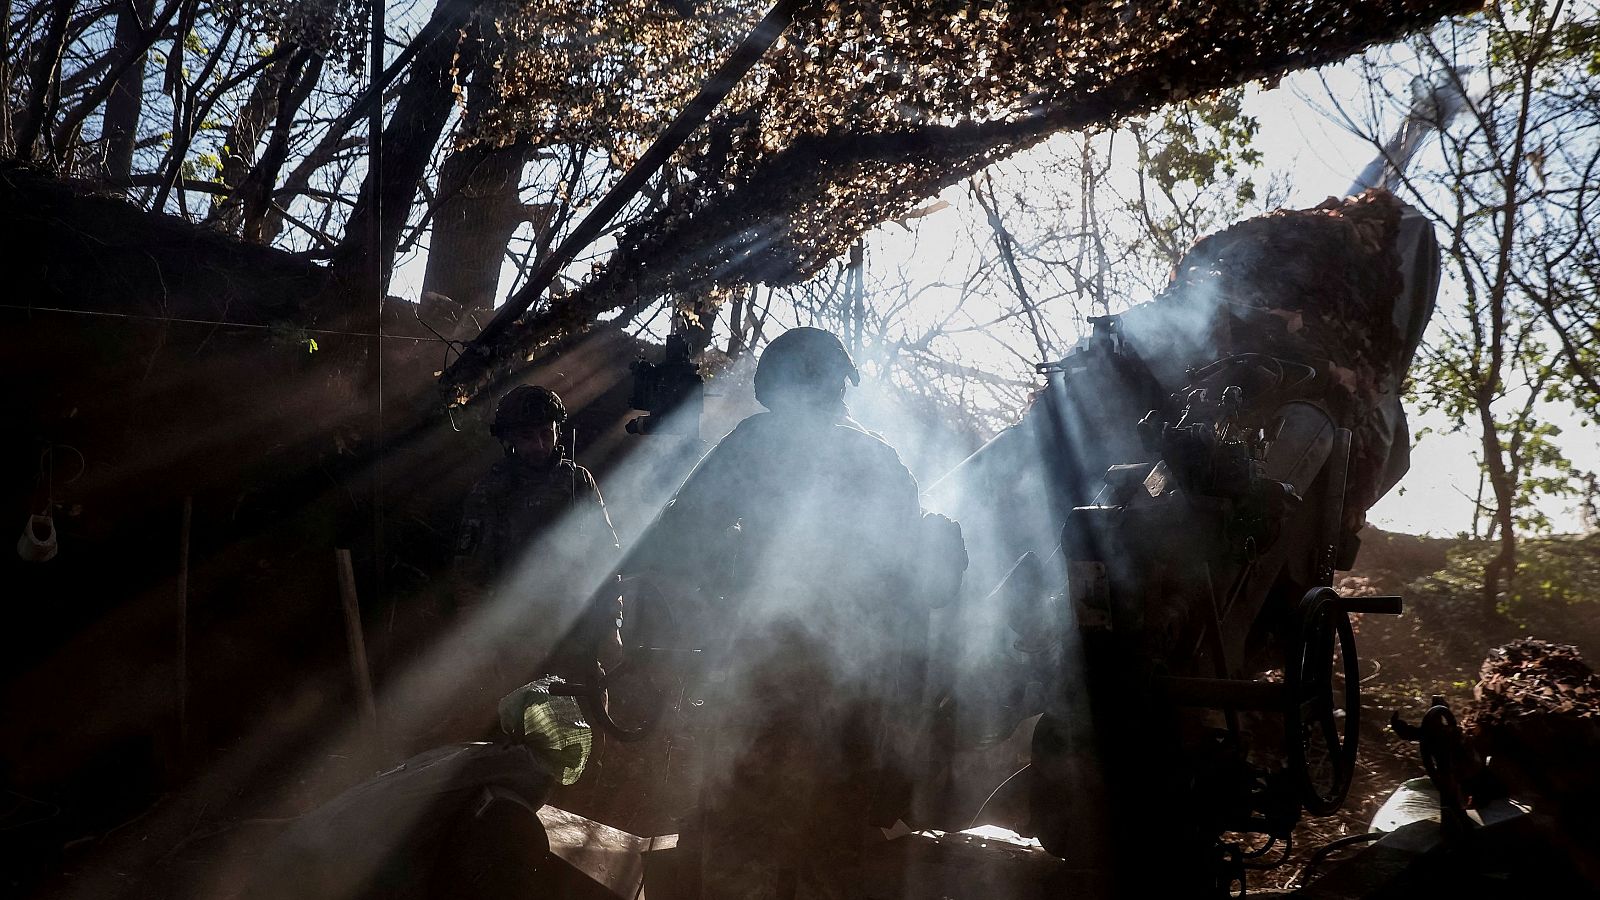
[230,0,370,72]
[1469,638,1600,724]
[1462,638,1600,803]
[1142,189,1408,521]
[451,0,1480,394]
[467,1,761,156]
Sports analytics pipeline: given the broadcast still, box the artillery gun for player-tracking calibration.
[921,186,1443,895]
[917,75,1471,895]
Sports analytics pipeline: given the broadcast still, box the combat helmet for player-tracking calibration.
[490,385,566,439]
[753,327,860,410]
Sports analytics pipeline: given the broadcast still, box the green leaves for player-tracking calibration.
[1136,88,1262,194]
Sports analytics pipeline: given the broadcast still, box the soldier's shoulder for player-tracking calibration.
[724,411,777,438]
[832,419,913,478]
[835,416,900,455]
[568,461,598,487]
[709,412,781,456]
[837,416,890,443]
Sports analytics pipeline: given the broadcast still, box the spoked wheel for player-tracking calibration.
[1284,587,1360,815]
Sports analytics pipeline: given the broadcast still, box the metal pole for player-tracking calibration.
[847,240,865,359]
[368,0,386,683]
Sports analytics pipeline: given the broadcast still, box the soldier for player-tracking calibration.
[451,385,621,729]
[637,328,965,900]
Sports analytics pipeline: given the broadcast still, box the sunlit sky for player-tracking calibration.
[392,56,1598,539]
[1244,71,1596,538]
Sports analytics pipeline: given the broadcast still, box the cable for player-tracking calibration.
[968,764,1031,830]
[49,444,87,484]
[0,303,451,342]
[1292,832,1383,887]
[35,444,86,516]
[1242,833,1293,869]
[410,302,470,375]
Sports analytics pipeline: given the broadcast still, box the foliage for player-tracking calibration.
[1137,90,1262,201]
[1127,88,1274,272]
[231,0,369,71]
[1333,1,1600,599]
[1409,533,1600,627]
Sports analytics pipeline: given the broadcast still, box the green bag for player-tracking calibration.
[498,676,593,786]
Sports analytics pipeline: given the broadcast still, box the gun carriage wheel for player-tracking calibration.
[546,658,665,743]
[1284,587,1361,815]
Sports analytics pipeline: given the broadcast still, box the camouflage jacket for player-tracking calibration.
[453,454,618,603]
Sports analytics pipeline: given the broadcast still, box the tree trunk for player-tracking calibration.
[238,46,323,242]
[50,0,184,155]
[680,290,719,357]
[1476,3,1550,606]
[208,56,288,228]
[725,284,751,355]
[327,0,481,317]
[101,0,154,178]
[256,135,363,242]
[419,139,538,313]
[1480,418,1518,604]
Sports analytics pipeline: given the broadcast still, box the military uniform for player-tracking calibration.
[449,451,619,734]
[647,405,963,900]
[455,453,616,596]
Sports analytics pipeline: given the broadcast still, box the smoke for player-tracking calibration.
[597,361,1115,847]
[30,286,1248,895]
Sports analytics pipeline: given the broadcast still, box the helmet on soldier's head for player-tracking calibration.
[490,385,566,438]
[753,327,860,410]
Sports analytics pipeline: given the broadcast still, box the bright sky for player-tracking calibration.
[1246,71,1597,537]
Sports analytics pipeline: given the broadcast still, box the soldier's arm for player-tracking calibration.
[574,465,620,554]
[573,466,625,668]
[883,448,965,608]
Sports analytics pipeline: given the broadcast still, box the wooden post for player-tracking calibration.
[335,548,381,755]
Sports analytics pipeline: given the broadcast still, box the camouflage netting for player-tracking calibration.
[1145,189,1412,524]
[1463,639,1600,810]
[446,0,1480,398]
[1469,639,1600,724]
